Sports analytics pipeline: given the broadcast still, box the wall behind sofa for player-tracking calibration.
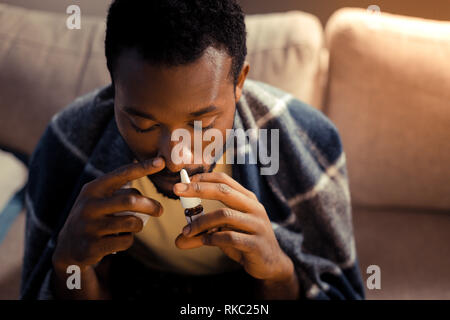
[1,0,449,23]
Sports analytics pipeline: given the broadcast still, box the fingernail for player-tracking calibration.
[153,158,163,167]
[182,224,191,235]
[175,183,188,192]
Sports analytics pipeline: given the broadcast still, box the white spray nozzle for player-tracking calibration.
[180,168,191,184]
[179,169,201,209]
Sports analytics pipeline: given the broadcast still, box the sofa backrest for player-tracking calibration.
[0,3,324,156]
[324,8,450,210]
[245,11,326,110]
[0,4,108,155]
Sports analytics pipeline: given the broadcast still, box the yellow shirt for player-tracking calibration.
[127,158,241,275]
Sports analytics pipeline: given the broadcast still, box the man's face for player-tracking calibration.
[114,46,249,199]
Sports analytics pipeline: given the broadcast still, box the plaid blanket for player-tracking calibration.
[20,79,364,299]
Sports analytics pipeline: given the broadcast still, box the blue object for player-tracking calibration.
[0,146,29,244]
[0,185,26,245]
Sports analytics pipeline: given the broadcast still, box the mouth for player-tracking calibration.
[149,174,181,185]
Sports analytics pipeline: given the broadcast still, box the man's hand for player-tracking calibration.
[173,172,299,299]
[51,157,165,299]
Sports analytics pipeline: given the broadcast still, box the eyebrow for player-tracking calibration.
[123,105,218,120]
[189,105,218,117]
[123,106,157,121]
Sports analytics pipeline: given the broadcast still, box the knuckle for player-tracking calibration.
[81,182,93,194]
[126,217,142,231]
[193,182,201,193]
[138,160,151,170]
[220,208,234,219]
[253,217,266,233]
[229,232,248,248]
[217,183,231,194]
[135,161,146,171]
[123,217,134,229]
[256,202,266,213]
[249,191,258,200]
[112,169,129,183]
[122,194,138,207]
[120,165,134,176]
[227,232,240,245]
[79,198,96,218]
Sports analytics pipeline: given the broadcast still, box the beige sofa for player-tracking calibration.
[0,3,449,299]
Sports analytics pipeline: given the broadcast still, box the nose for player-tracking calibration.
[157,128,193,173]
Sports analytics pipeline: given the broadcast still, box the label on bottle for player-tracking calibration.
[184,205,204,224]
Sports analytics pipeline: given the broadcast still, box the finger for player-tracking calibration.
[112,187,142,196]
[86,189,163,217]
[92,215,144,236]
[175,233,204,249]
[110,187,163,216]
[182,208,262,237]
[190,172,258,200]
[175,226,234,249]
[202,230,256,253]
[173,181,261,213]
[88,157,165,197]
[95,233,135,256]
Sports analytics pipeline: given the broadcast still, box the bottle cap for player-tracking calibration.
[179,169,201,209]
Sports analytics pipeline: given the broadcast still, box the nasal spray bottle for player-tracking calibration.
[179,169,204,224]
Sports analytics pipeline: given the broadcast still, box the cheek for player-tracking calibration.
[199,109,234,162]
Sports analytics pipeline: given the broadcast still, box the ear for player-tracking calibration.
[234,61,250,103]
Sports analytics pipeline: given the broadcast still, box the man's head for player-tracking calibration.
[105,0,250,199]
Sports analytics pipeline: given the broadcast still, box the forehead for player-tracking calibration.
[114,47,233,114]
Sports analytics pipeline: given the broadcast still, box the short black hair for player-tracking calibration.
[105,0,247,87]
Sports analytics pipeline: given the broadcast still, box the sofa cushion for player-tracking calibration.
[324,8,450,209]
[0,4,325,156]
[353,206,450,299]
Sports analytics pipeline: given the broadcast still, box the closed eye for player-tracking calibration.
[130,119,216,133]
[188,121,215,131]
[130,120,160,133]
